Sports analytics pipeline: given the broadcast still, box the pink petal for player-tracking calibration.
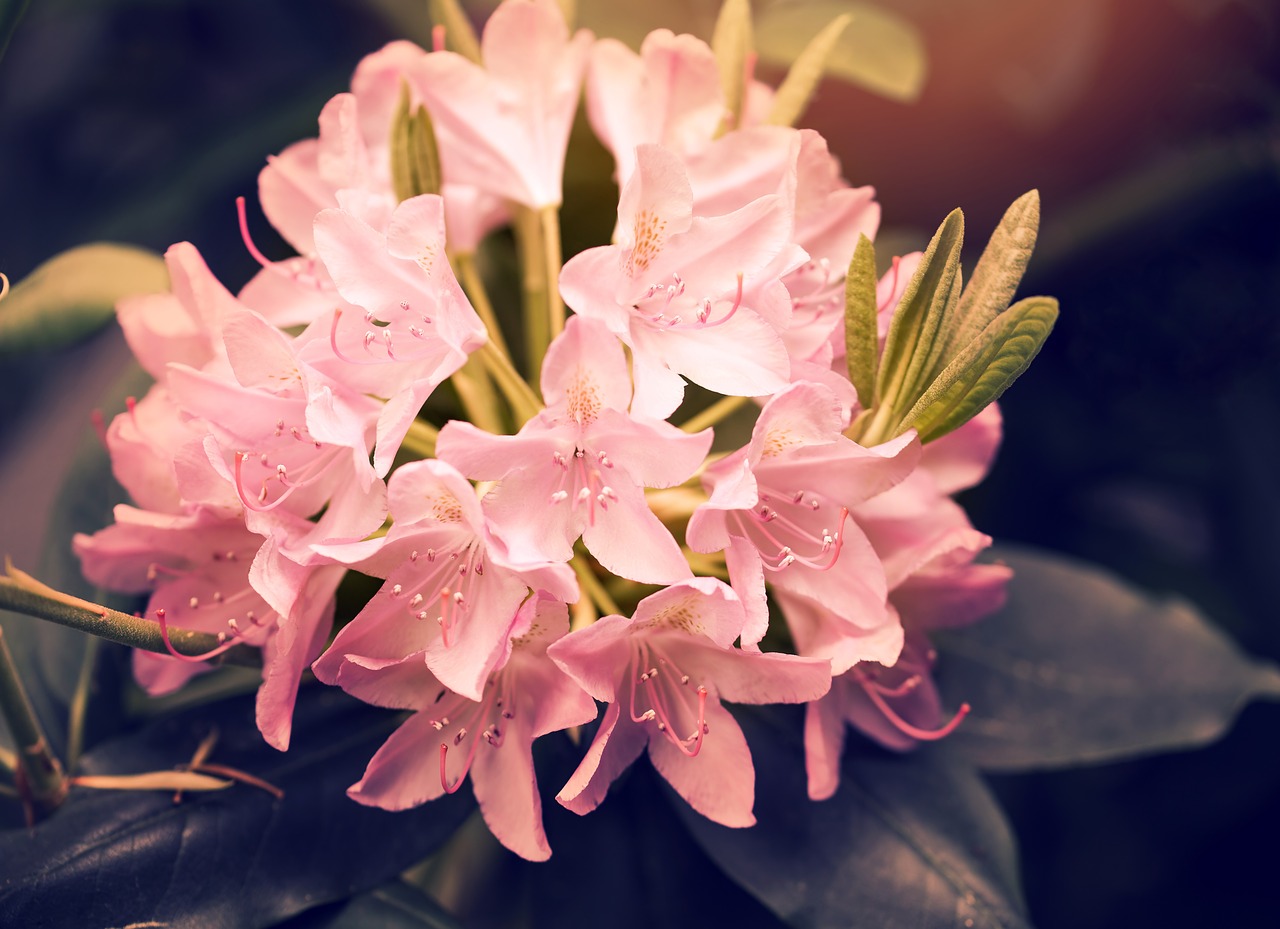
[648,697,755,827]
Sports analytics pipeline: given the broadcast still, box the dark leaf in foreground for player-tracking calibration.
[676,708,1031,929]
[0,686,474,929]
[937,545,1280,770]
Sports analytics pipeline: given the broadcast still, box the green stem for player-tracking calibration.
[454,251,511,361]
[451,356,506,435]
[401,419,439,458]
[680,394,751,434]
[542,205,565,342]
[0,626,67,812]
[571,558,621,618]
[515,207,550,380]
[476,341,543,428]
[0,573,259,667]
[66,635,100,770]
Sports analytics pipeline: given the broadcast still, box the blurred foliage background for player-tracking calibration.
[1,0,1278,925]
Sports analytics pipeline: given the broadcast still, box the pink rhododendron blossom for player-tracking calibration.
[303,194,487,475]
[437,315,711,583]
[73,505,343,750]
[688,381,919,655]
[313,459,575,702]
[560,143,801,417]
[549,578,831,827]
[328,593,595,860]
[401,0,592,209]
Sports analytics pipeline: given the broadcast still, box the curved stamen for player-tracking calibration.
[857,671,970,741]
[236,196,328,290]
[233,452,302,513]
[154,607,246,663]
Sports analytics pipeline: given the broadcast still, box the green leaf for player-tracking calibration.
[0,688,475,927]
[711,0,753,132]
[903,295,1059,443]
[941,190,1042,366]
[428,0,482,63]
[937,545,1280,771]
[764,12,853,128]
[755,1,927,103]
[676,708,1030,929]
[0,244,168,354]
[0,362,151,759]
[279,880,462,929]
[843,233,879,410]
[0,0,30,64]
[869,208,964,440]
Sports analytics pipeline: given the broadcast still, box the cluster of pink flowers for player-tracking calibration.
[74,0,1010,861]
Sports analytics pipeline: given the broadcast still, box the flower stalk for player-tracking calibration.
[0,626,67,814]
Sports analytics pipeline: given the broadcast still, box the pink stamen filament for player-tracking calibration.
[438,677,511,793]
[236,196,327,289]
[153,607,249,663]
[233,453,304,513]
[393,542,482,649]
[628,644,708,757]
[734,502,850,572]
[856,670,970,742]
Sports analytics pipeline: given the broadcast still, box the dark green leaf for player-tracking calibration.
[0,0,30,63]
[937,545,1280,771]
[904,296,1059,443]
[676,708,1031,929]
[0,244,168,353]
[843,233,879,411]
[0,363,151,758]
[0,687,474,928]
[283,880,462,929]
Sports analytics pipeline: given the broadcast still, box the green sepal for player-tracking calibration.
[711,0,753,134]
[843,233,879,411]
[390,83,416,204]
[765,13,853,127]
[903,295,1059,443]
[940,189,1041,365]
[428,0,482,63]
[0,244,168,354]
[870,208,965,439]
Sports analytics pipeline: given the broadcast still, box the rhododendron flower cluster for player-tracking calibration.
[73,0,1024,861]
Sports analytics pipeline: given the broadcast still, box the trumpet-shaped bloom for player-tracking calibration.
[560,144,801,418]
[548,578,830,827]
[73,505,344,750]
[332,593,596,861]
[312,459,575,701]
[688,381,919,657]
[437,315,711,583]
[402,0,592,209]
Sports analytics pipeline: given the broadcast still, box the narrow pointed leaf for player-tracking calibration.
[755,1,927,103]
[942,190,1041,365]
[871,208,964,439]
[903,296,1058,443]
[428,0,482,64]
[938,545,1280,771]
[0,688,475,928]
[0,244,168,353]
[843,233,879,410]
[765,13,853,128]
[711,0,753,132]
[675,708,1030,929]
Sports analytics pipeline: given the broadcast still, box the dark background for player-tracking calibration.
[1,0,1277,926]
